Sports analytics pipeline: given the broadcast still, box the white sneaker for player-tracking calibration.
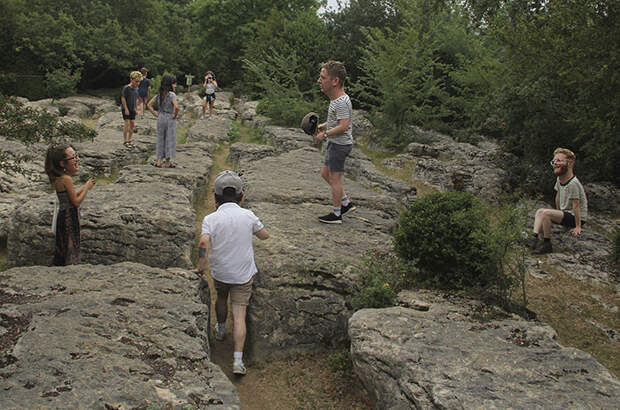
[215,323,225,341]
[233,361,247,375]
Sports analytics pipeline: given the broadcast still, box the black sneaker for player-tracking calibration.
[532,241,553,255]
[525,235,539,250]
[318,212,342,224]
[341,202,357,216]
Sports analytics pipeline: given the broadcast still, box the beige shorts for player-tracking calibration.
[214,277,254,306]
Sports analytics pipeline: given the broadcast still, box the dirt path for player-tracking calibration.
[193,130,371,409]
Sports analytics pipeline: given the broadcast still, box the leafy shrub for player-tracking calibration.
[352,250,416,310]
[46,68,80,101]
[58,106,70,117]
[394,192,493,289]
[0,94,96,175]
[243,49,324,127]
[393,192,526,305]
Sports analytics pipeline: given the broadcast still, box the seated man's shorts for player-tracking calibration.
[324,142,353,172]
[214,277,253,306]
[121,109,136,120]
[559,211,585,228]
[204,93,216,102]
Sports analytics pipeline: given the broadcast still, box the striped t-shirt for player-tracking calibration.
[327,94,353,145]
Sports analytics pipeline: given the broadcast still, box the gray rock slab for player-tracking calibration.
[352,109,373,140]
[250,115,270,129]
[73,128,153,176]
[0,138,48,192]
[523,200,617,288]
[413,156,507,203]
[187,117,233,144]
[245,200,394,361]
[0,263,239,409]
[349,290,620,410]
[584,182,619,213]
[347,149,416,204]
[7,182,195,269]
[262,125,314,153]
[117,142,214,202]
[229,143,276,166]
[237,100,259,121]
[239,146,400,218]
[0,191,47,244]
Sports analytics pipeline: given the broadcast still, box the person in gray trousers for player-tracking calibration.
[148,75,179,168]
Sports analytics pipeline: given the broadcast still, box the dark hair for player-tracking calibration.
[158,75,176,110]
[215,187,243,205]
[44,143,70,184]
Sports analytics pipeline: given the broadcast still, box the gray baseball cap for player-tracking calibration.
[214,170,243,195]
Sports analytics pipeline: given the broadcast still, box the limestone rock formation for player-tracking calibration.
[0,263,239,409]
[232,146,398,361]
[7,183,195,269]
[349,289,620,409]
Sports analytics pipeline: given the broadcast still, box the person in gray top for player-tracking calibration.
[314,60,356,224]
[527,147,588,254]
[147,75,179,168]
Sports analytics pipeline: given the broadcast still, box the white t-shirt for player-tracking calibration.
[554,176,588,221]
[201,202,264,284]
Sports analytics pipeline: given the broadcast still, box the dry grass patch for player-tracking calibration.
[357,136,438,197]
[233,352,372,410]
[526,262,619,376]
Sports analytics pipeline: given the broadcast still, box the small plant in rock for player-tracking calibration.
[352,250,416,310]
[328,349,353,376]
[57,106,70,117]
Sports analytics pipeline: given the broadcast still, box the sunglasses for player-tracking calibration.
[64,153,79,161]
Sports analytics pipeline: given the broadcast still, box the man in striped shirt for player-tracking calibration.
[314,60,356,224]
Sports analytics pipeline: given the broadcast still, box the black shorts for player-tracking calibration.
[122,110,136,120]
[204,93,216,102]
[560,211,585,228]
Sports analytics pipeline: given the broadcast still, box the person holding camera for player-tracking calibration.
[201,71,218,119]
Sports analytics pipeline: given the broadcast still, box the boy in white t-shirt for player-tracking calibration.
[192,170,269,375]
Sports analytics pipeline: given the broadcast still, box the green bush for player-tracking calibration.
[0,94,96,175]
[394,192,494,289]
[45,68,80,101]
[352,250,416,310]
[393,192,527,307]
[243,49,324,127]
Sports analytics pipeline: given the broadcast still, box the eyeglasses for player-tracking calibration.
[64,153,79,161]
[550,159,569,165]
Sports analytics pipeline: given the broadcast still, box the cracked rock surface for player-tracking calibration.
[0,263,239,409]
[349,289,620,409]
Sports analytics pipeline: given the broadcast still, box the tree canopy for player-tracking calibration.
[1,0,617,186]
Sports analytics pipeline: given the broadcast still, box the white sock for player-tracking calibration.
[341,196,350,206]
[216,322,225,332]
[234,351,243,364]
[333,207,341,216]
